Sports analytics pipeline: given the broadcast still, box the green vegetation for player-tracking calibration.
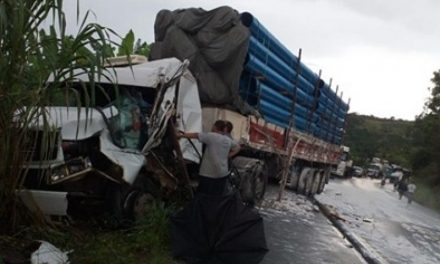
[64,202,175,264]
[0,2,174,262]
[103,29,151,58]
[344,114,414,167]
[345,70,440,210]
[0,202,176,263]
[0,0,117,232]
[410,70,440,210]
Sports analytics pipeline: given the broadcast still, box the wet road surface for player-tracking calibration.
[316,178,440,264]
[259,185,366,264]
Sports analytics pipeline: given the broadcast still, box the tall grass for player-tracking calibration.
[413,183,440,210]
[0,0,116,233]
[42,202,176,264]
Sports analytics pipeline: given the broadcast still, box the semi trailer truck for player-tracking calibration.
[150,6,350,201]
[19,6,349,220]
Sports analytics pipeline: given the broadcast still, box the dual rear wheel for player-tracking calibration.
[288,167,328,196]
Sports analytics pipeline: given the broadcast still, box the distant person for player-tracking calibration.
[406,181,417,204]
[393,169,404,191]
[397,179,408,200]
[381,176,386,187]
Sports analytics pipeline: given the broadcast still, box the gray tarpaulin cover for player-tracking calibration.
[150,6,255,115]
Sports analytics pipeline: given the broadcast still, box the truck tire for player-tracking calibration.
[106,173,159,226]
[287,166,300,190]
[253,168,268,204]
[232,157,266,205]
[297,167,312,194]
[310,170,323,195]
[124,190,155,222]
[316,170,325,194]
[304,169,316,196]
[318,168,331,194]
[105,182,131,227]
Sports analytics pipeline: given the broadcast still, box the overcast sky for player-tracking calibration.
[62,0,440,120]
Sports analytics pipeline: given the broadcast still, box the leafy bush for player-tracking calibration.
[0,0,116,233]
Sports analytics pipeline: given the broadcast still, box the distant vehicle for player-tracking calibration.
[352,166,364,177]
[366,163,382,178]
[331,146,353,178]
[388,170,403,184]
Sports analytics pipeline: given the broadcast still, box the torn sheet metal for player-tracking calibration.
[176,71,202,163]
[66,57,187,88]
[99,129,145,184]
[23,106,118,141]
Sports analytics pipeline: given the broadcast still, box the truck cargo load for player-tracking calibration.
[150,6,349,145]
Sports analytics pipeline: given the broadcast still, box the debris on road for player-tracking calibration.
[313,205,321,212]
[318,203,348,222]
[31,241,70,264]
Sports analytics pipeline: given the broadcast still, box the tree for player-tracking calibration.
[117,30,150,57]
[0,0,116,232]
[134,38,150,57]
[411,70,440,184]
[426,71,440,114]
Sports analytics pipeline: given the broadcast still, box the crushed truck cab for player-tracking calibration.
[20,57,202,220]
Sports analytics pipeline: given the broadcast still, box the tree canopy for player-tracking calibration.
[411,70,440,185]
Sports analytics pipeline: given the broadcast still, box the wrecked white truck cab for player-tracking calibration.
[19,56,202,220]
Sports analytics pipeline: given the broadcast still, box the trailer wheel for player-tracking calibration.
[315,170,325,194]
[297,167,312,194]
[318,168,331,194]
[252,168,268,204]
[232,157,266,205]
[287,165,300,190]
[304,169,316,196]
[310,170,323,195]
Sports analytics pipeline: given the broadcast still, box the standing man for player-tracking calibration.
[397,178,408,200]
[171,120,267,263]
[177,120,240,195]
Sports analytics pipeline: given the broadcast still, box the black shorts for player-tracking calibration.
[197,175,229,195]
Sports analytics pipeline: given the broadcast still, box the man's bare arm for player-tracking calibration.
[177,131,199,139]
[228,145,241,158]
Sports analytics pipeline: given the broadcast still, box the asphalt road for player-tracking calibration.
[316,177,440,264]
[259,185,366,264]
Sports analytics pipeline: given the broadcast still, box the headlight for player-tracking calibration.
[49,157,92,184]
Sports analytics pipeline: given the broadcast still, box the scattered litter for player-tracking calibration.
[362,218,373,223]
[313,205,320,212]
[319,203,347,222]
[31,241,70,264]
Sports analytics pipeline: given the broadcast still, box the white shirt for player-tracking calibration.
[407,183,416,193]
